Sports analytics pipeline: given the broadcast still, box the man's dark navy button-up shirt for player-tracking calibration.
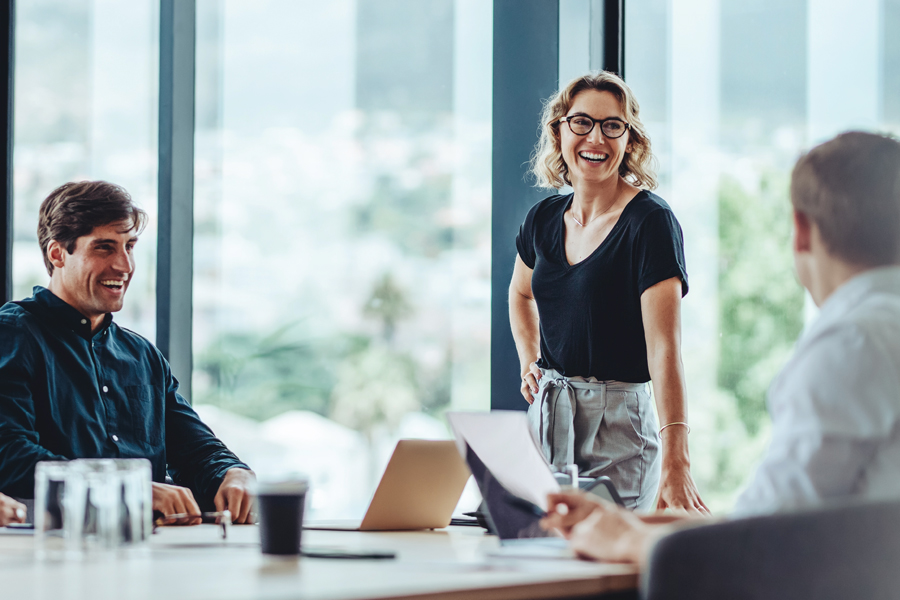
[0,287,249,509]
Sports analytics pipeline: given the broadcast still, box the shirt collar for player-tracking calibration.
[31,286,113,340]
[803,266,900,340]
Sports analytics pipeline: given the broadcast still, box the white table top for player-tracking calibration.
[0,525,638,600]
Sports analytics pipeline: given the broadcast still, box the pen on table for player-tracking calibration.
[155,510,231,521]
[154,510,232,538]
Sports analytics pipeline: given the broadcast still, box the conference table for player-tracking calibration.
[0,524,639,600]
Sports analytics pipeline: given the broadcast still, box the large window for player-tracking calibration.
[191,0,492,518]
[12,0,900,519]
[626,0,900,511]
[12,0,158,335]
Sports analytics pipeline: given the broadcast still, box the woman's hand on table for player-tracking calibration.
[520,361,542,404]
[0,493,26,526]
[656,462,709,514]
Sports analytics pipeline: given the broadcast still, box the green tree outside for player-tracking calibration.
[693,168,805,511]
[717,170,804,436]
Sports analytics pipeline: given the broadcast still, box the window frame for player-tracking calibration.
[0,0,625,408]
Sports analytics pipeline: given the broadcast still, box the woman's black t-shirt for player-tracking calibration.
[515,191,688,383]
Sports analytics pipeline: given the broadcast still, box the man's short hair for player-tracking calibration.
[37,181,149,275]
[791,131,900,266]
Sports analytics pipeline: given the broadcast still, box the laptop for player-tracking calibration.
[447,411,625,558]
[463,442,573,557]
[304,439,471,531]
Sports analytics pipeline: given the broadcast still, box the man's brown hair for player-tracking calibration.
[791,131,900,266]
[37,180,149,275]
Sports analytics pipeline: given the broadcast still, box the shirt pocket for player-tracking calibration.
[124,384,162,447]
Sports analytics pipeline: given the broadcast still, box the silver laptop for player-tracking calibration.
[304,439,470,531]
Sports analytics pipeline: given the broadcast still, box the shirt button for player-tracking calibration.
[112,435,119,442]
[102,385,109,393]
[81,319,87,325]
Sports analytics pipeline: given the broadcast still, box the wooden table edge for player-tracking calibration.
[364,571,639,600]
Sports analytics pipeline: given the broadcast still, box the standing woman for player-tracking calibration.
[509,71,706,512]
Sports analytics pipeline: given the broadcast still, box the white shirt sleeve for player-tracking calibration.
[731,322,897,517]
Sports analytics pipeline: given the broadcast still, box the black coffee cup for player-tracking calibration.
[257,480,308,555]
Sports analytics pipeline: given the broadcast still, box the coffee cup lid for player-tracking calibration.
[256,479,309,495]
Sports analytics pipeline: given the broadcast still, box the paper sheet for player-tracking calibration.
[447,411,560,511]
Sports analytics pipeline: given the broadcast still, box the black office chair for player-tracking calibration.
[641,499,900,600]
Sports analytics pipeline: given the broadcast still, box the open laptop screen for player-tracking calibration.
[464,443,555,541]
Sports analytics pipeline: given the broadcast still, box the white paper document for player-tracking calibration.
[447,411,560,511]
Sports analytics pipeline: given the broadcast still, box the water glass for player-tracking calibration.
[69,459,118,551]
[34,458,153,557]
[34,461,71,551]
[112,458,153,544]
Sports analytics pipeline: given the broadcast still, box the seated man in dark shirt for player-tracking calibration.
[0,180,255,524]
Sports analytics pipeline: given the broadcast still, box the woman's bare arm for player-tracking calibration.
[509,255,542,403]
[641,277,708,513]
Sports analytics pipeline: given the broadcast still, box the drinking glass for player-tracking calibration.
[72,459,118,552]
[112,458,153,544]
[34,461,71,554]
[35,457,153,558]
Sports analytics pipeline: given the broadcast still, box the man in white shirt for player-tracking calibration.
[732,266,900,516]
[541,130,900,563]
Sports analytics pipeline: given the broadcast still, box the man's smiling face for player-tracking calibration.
[48,221,138,327]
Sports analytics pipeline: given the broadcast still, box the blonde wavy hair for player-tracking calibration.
[530,71,657,190]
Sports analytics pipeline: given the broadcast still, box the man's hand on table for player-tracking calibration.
[152,482,202,525]
[539,490,605,537]
[0,493,26,526]
[567,499,660,564]
[214,468,256,524]
[540,490,679,565]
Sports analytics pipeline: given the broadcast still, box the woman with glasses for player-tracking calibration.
[509,71,706,512]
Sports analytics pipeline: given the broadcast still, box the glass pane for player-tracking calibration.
[626,0,900,511]
[193,0,492,518]
[13,0,158,335]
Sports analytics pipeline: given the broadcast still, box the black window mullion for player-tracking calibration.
[157,0,196,401]
[1,0,13,304]
[603,0,624,77]
[490,0,560,411]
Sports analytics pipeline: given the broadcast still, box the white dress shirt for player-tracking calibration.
[732,266,900,517]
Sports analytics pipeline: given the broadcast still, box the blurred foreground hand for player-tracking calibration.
[0,493,26,526]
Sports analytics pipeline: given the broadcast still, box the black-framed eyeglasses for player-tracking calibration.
[559,115,630,138]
